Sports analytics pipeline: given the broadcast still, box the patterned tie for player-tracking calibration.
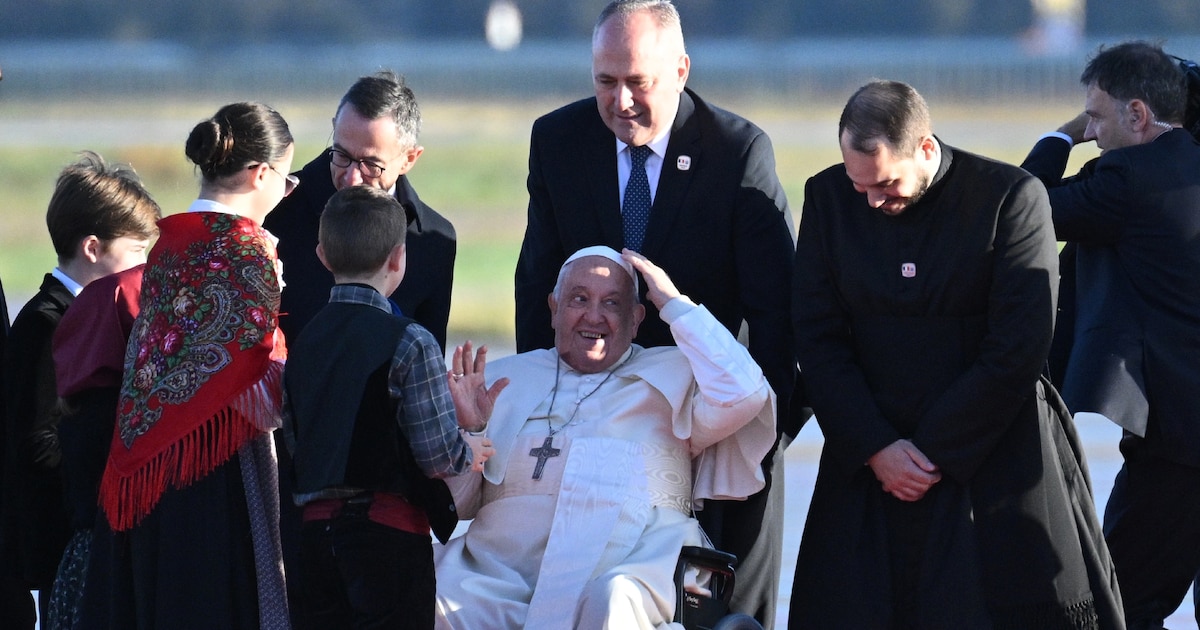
[622,145,652,252]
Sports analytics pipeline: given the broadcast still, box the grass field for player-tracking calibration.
[0,96,1098,343]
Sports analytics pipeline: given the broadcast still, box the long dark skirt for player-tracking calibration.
[77,455,259,630]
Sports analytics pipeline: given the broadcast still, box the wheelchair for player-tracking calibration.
[673,546,764,630]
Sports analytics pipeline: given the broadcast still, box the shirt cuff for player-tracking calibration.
[658,296,698,324]
[1040,131,1074,147]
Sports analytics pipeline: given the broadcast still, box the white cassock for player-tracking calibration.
[434,300,775,630]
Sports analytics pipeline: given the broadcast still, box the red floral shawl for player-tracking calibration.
[99,212,287,531]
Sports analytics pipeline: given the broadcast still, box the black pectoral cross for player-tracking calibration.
[529,436,561,480]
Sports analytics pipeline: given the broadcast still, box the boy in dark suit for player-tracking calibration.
[281,185,500,629]
[1,152,159,625]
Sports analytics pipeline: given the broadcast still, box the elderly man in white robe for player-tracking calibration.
[435,246,776,629]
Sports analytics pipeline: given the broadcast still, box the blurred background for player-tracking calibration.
[4,0,1200,335]
[3,1,1199,626]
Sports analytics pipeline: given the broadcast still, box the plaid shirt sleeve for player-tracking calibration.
[388,324,474,478]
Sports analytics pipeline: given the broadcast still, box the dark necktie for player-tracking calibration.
[622,145,652,252]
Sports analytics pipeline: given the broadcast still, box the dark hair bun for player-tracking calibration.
[184,102,294,182]
[185,117,235,178]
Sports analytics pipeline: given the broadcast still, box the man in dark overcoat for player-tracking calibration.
[1021,41,1200,630]
[263,71,457,628]
[790,80,1123,629]
[265,70,455,351]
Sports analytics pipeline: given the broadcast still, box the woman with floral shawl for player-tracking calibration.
[96,102,297,630]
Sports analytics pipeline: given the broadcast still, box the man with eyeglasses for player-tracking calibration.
[263,70,456,630]
[265,70,455,350]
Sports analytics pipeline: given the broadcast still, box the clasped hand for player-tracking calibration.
[867,439,942,502]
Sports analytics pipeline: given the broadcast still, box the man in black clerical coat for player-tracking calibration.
[790,80,1122,629]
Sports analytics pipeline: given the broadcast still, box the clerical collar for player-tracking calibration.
[928,136,952,191]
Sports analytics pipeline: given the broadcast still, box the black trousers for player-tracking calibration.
[298,507,434,630]
[0,577,34,630]
[1103,435,1200,630]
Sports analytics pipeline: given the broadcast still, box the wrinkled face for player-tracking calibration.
[330,105,417,192]
[840,135,933,216]
[95,235,151,277]
[1083,84,1136,153]
[549,257,645,374]
[592,11,689,147]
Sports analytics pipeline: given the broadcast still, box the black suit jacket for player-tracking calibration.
[515,88,800,435]
[1,274,74,585]
[1022,130,1200,466]
[264,150,457,351]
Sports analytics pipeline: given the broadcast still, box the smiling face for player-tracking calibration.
[549,256,645,374]
[840,133,935,216]
[592,9,689,147]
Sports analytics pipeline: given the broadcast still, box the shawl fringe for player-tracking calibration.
[99,363,283,532]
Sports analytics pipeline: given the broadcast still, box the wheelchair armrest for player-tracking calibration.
[674,546,743,627]
[678,546,737,572]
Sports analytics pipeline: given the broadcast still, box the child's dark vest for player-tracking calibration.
[284,301,457,541]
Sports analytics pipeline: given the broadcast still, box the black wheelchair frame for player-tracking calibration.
[673,546,764,630]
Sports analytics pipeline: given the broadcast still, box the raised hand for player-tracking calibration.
[1056,111,1091,145]
[622,248,682,310]
[448,340,509,432]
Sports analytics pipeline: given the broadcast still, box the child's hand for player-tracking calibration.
[448,340,509,432]
[461,432,495,472]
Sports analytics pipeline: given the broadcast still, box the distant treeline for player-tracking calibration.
[4,0,1195,43]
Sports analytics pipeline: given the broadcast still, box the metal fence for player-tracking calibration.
[3,37,1199,105]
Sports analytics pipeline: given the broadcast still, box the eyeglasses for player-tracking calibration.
[329,148,387,179]
[252,162,300,195]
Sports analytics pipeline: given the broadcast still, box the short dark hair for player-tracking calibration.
[1081,41,1187,125]
[46,151,161,260]
[185,102,293,183]
[838,80,931,156]
[319,186,407,276]
[336,70,421,149]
